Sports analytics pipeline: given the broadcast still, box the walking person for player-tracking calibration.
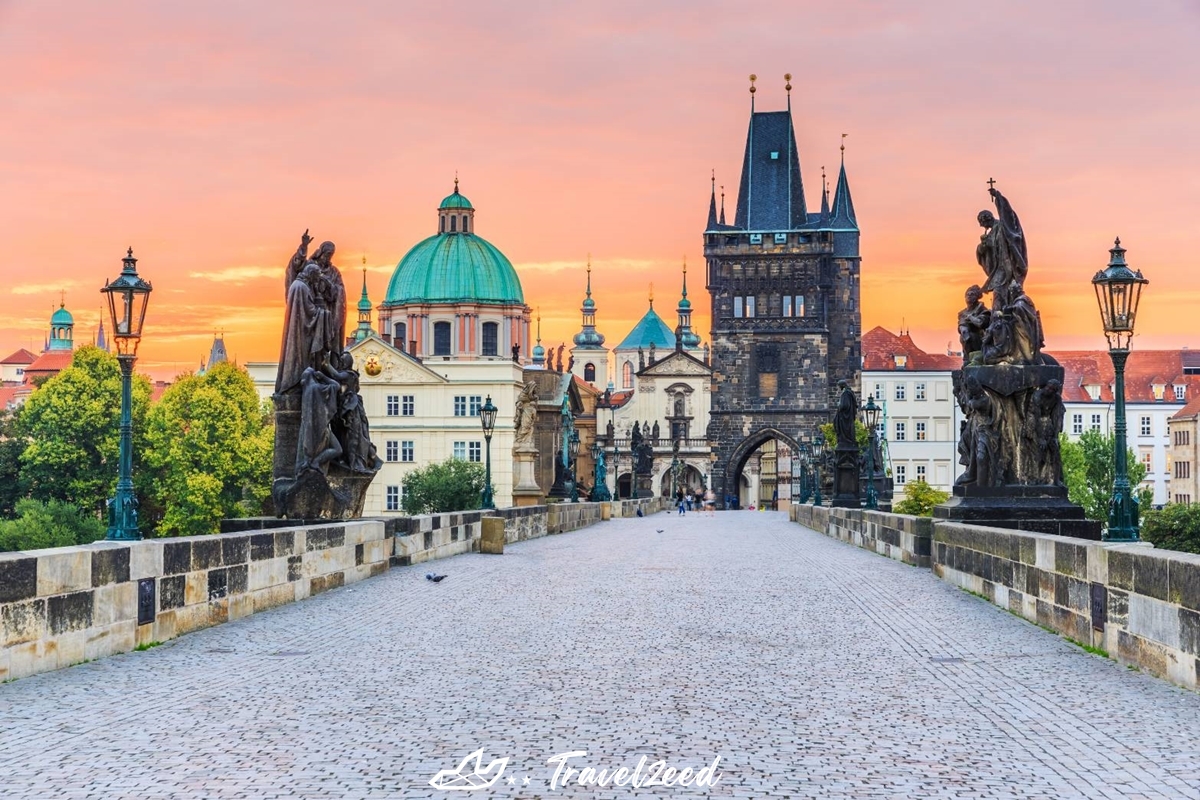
[676,489,686,515]
[703,488,715,516]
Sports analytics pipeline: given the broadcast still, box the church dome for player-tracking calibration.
[384,185,524,307]
[51,304,73,326]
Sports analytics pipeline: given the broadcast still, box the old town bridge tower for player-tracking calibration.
[704,76,861,503]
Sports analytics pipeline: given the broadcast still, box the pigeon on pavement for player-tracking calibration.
[426,573,447,583]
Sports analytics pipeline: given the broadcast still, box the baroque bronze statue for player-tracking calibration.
[272,231,382,518]
[937,184,1098,538]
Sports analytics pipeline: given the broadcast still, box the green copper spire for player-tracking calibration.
[573,256,605,349]
[353,262,375,342]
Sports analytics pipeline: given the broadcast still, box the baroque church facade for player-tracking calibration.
[704,79,861,504]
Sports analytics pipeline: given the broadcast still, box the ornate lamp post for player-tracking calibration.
[1092,238,1148,542]
[101,249,152,541]
[479,395,497,509]
[812,438,826,507]
[568,428,581,502]
[862,396,881,510]
[797,444,810,503]
[591,440,611,501]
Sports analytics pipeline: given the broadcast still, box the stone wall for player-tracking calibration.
[793,504,931,567]
[0,520,390,683]
[0,500,673,683]
[791,501,1200,691]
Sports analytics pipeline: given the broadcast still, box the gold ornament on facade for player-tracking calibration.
[363,355,382,377]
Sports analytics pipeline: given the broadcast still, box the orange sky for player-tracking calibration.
[3,2,1200,379]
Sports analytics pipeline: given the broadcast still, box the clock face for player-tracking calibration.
[363,355,382,377]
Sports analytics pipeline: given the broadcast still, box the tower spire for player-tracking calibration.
[354,257,374,342]
[719,185,726,226]
[820,165,830,221]
[573,254,606,352]
[532,308,546,368]
[707,169,719,230]
[831,137,858,230]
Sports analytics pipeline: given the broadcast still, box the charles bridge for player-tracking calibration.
[2,500,1200,798]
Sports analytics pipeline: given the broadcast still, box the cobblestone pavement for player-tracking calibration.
[3,511,1200,799]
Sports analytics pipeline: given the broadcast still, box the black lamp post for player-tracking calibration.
[797,444,811,503]
[1092,237,1148,542]
[862,396,881,510]
[479,395,497,509]
[568,428,581,502]
[101,248,152,541]
[812,438,825,507]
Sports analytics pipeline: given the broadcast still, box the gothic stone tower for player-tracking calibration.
[705,77,861,502]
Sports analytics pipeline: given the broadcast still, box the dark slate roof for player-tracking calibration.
[830,161,857,230]
[733,110,808,231]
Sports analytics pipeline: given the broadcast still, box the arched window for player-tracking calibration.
[434,321,452,355]
[462,215,469,233]
[440,216,445,233]
[450,216,457,232]
[394,322,407,351]
[584,363,596,382]
[481,322,499,356]
[622,361,633,389]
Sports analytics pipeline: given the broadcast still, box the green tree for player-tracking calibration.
[143,362,273,536]
[18,346,151,517]
[1140,503,1200,555]
[401,458,485,515]
[820,421,869,449]
[0,409,28,518]
[1060,430,1150,522]
[0,498,106,552]
[893,478,951,517]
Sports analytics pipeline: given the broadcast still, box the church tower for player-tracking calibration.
[570,258,608,386]
[704,74,861,502]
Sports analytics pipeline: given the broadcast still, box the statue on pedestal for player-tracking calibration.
[272,231,381,519]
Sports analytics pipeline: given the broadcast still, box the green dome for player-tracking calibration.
[439,190,473,209]
[51,305,73,326]
[385,233,524,306]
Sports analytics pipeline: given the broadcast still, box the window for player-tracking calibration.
[394,322,406,350]
[481,322,498,356]
[895,422,907,441]
[1176,461,1191,480]
[1072,414,1083,435]
[440,217,445,233]
[584,363,596,382]
[1140,416,1152,436]
[1142,451,1153,471]
[746,296,756,318]
[468,442,482,462]
[873,384,884,401]
[402,395,414,416]
[386,485,400,512]
[1177,430,1192,447]
[386,395,400,416]
[915,422,927,441]
[434,321,452,355]
[1176,385,1187,401]
[450,215,457,232]
[453,441,466,460]
[462,215,469,233]
[783,296,792,317]
[385,441,399,462]
[469,396,482,416]
[401,441,414,462]
[454,396,467,416]
[1091,414,1102,432]
[733,297,744,318]
[916,464,927,481]
[915,383,926,401]
[895,383,906,401]
[622,361,633,389]
[794,296,805,317]
[895,465,907,485]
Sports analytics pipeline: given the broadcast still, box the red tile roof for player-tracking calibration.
[0,385,20,410]
[1172,396,1200,421]
[1047,350,1200,404]
[0,348,37,365]
[23,350,74,381]
[862,327,960,372]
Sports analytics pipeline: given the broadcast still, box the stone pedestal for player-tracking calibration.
[480,517,505,554]
[512,446,543,507]
[634,473,654,499]
[934,485,1102,540]
[831,445,861,508]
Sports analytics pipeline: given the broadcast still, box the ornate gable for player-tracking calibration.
[640,350,712,377]
[348,336,448,385]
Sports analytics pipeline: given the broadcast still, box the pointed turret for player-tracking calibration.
[676,258,701,349]
[96,316,108,352]
[719,185,727,226]
[532,310,546,369]
[706,172,719,230]
[819,165,831,224]
[572,257,605,349]
[207,333,228,369]
[353,265,375,342]
[831,152,857,230]
[733,74,807,231]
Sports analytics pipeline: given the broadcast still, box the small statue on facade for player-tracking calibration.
[833,379,858,449]
[957,285,990,364]
[514,381,539,450]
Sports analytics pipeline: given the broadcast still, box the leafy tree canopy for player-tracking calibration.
[820,421,870,450]
[1060,430,1150,523]
[143,361,273,536]
[1141,503,1200,555]
[401,458,485,515]
[892,478,950,517]
[18,346,151,516]
[0,498,105,552]
[0,409,28,518]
